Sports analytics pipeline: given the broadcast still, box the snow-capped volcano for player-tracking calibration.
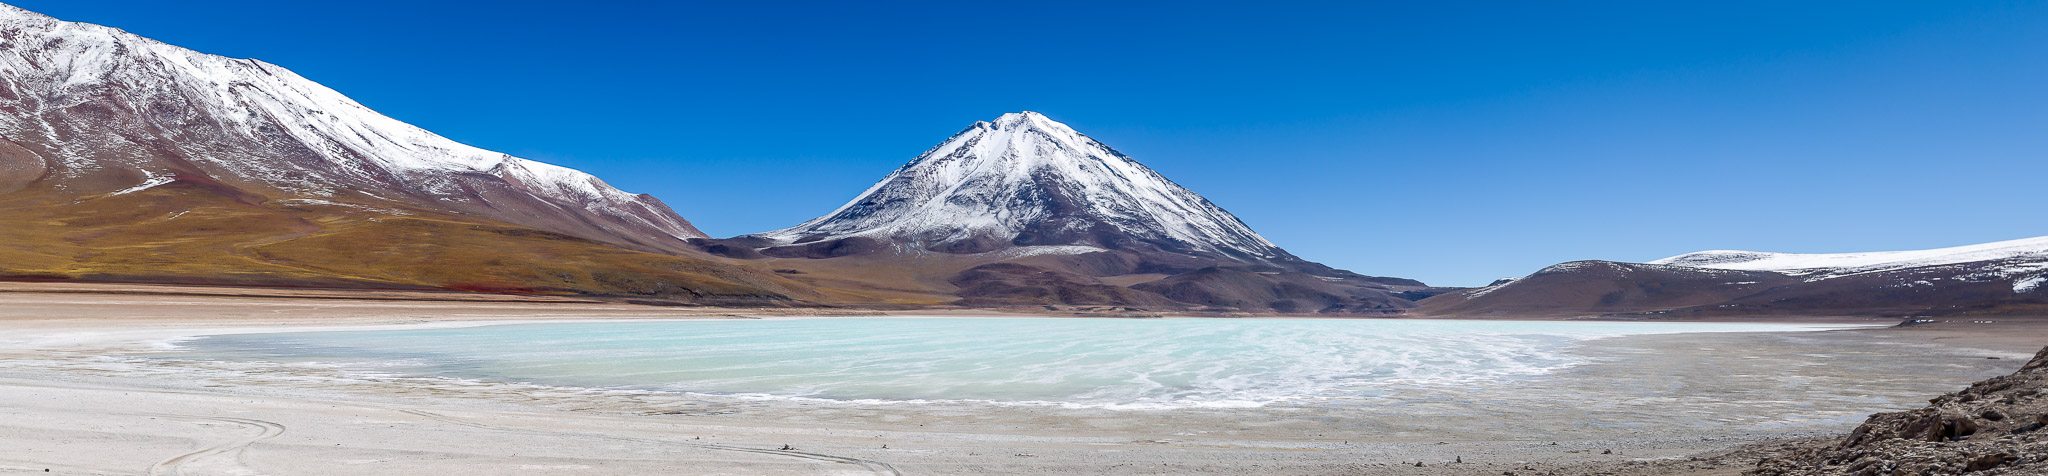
[756,111,1288,261]
[0,4,704,251]
[714,111,1437,314]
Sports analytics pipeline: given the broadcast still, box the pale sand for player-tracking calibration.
[2,286,2044,475]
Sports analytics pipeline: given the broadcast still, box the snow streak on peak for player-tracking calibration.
[760,111,1285,260]
[987,111,1058,129]
[0,3,43,20]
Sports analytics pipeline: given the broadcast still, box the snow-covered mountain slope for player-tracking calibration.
[1652,236,2048,287]
[706,111,1438,314]
[755,112,1288,261]
[0,4,705,250]
[1423,236,2048,318]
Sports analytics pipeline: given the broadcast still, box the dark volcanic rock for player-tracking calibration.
[686,238,768,260]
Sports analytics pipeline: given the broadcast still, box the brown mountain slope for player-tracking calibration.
[0,5,826,304]
[0,177,816,303]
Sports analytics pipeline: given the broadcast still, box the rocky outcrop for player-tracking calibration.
[1749,345,2048,475]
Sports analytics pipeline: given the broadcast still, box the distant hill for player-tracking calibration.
[1422,236,2048,317]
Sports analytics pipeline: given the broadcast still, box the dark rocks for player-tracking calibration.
[1967,453,2014,472]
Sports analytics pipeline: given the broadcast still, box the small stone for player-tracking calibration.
[1983,409,2007,421]
[1948,414,1981,440]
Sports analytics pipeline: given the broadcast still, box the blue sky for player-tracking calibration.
[17,1,2047,287]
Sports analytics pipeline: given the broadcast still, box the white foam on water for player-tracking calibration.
[170,318,1867,410]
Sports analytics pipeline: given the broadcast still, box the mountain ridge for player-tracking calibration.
[1422,236,2048,317]
[0,3,707,252]
[0,3,816,303]
[1650,236,2048,291]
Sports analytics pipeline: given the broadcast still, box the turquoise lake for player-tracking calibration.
[175,318,1860,409]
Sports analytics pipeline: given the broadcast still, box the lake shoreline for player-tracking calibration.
[0,280,1935,324]
[3,288,2042,475]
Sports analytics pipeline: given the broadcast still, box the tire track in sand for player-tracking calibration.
[147,416,285,476]
[397,409,901,475]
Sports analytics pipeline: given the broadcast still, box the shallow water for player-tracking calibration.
[174,318,1862,409]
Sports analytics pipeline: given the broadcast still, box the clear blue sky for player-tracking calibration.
[17,1,2047,287]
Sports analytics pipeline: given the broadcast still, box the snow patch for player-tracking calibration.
[2017,275,2046,293]
[105,174,174,196]
[987,245,1109,259]
[1463,276,1526,299]
[275,198,411,216]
